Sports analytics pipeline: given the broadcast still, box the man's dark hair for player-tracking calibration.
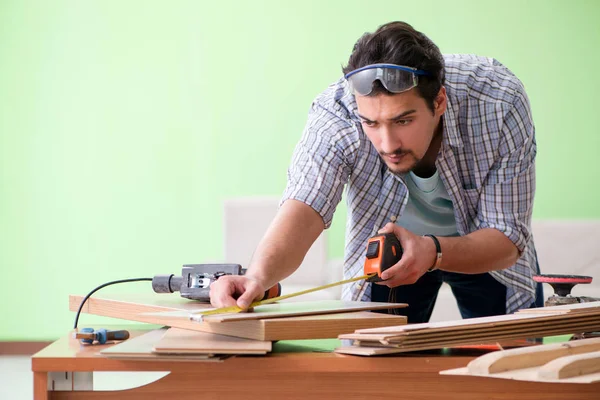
[343,21,445,112]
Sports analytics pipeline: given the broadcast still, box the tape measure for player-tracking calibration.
[190,272,376,321]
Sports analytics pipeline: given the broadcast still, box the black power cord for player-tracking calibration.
[73,278,153,329]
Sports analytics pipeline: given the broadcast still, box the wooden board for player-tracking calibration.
[194,300,408,322]
[342,315,600,344]
[353,321,600,348]
[189,312,406,341]
[440,337,600,384]
[336,321,600,356]
[70,294,407,340]
[354,312,565,335]
[517,301,600,314]
[354,302,600,336]
[467,337,600,374]
[153,327,271,355]
[149,300,408,322]
[538,350,600,380]
[100,328,224,362]
[336,303,600,356]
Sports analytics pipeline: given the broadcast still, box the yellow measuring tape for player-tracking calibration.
[190,273,376,320]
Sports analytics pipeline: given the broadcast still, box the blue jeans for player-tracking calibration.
[371,262,544,323]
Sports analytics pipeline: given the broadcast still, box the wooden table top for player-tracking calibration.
[32,329,600,400]
[32,328,477,372]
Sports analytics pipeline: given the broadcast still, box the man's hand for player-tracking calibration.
[209,275,266,310]
[376,223,437,287]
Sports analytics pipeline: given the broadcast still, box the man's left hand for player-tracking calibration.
[377,223,438,287]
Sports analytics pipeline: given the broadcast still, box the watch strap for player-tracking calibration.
[423,234,442,272]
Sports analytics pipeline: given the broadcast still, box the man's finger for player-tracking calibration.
[380,251,414,280]
[210,278,240,308]
[236,281,263,310]
[213,291,239,308]
[377,222,397,234]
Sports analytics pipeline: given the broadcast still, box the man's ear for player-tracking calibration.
[434,87,447,115]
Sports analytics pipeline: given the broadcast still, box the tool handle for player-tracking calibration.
[105,330,130,341]
[76,328,130,344]
[263,283,282,300]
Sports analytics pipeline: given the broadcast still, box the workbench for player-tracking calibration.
[32,329,600,399]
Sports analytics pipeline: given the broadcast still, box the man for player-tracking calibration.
[211,21,542,322]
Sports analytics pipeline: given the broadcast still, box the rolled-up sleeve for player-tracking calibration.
[477,89,536,253]
[281,102,353,228]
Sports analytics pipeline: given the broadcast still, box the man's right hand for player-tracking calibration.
[209,275,266,310]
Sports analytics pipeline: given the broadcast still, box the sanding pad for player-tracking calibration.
[533,274,593,284]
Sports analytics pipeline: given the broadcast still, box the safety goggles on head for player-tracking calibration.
[344,64,431,96]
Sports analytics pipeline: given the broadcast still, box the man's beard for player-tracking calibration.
[380,149,421,175]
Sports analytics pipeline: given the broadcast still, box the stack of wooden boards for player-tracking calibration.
[336,301,600,356]
[71,294,410,359]
[100,328,272,361]
[440,336,600,384]
[69,294,408,340]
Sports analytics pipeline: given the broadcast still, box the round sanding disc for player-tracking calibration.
[533,274,593,284]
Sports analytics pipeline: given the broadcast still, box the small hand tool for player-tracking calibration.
[74,328,130,345]
[363,232,403,282]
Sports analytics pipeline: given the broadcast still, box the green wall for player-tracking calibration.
[1,0,599,341]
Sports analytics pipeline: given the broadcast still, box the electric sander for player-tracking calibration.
[533,274,599,307]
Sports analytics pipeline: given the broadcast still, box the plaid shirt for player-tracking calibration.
[282,54,537,313]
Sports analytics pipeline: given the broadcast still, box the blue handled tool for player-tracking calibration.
[74,328,130,345]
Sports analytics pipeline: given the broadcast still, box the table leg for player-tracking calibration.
[33,371,48,400]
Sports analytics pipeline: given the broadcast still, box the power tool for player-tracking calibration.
[363,233,403,282]
[152,263,281,302]
[533,274,599,306]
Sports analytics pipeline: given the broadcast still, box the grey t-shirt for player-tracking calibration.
[397,170,459,237]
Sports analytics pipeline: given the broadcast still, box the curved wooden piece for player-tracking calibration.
[468,337,600,374]
[538,350,600,380]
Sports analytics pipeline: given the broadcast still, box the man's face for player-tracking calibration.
[355,87,446,174]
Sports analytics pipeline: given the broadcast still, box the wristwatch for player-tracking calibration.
[423,234,442,272]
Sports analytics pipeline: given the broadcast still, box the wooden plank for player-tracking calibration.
[517,301,600,314]
[354,312,570,335]
[468,337,600,375]
[153,328,271,355]
[195,312,406,341]
[381,316,600,344]
[100,328,225,361]
[336,303,600,356]
[352,322,600,349]
[354,320,600,347]
[338,317,600,344]
[538,350,600,380]
[69,294,210,332]
[70,294,407,340]
[197,300,408,322]
[355,302,600,335]
[336,324,600,356]
[441,338,600,384]
[440,366,600,384]
[341,314,600,343]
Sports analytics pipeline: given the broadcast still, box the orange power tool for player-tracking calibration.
[364,233,403,282]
